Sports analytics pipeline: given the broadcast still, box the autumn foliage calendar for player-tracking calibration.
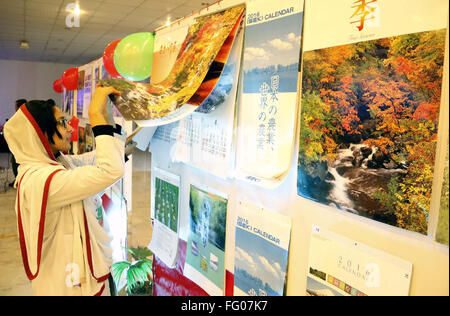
[297,0,449,234]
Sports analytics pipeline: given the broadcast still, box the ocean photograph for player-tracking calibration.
[234,227,288,296]
[242,12,302,94]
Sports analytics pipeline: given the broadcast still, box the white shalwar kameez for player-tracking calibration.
[4,105,125,296]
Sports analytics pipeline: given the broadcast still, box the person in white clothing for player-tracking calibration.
[4,85,124,296]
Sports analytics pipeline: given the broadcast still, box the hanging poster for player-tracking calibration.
[151,168,180,233]
[148,168,180,268]
[174,21,244,179]
[436,138,449,245]
[76,67,85,117]
[151,24,189,85]
[234,201,291,296]
[99,5,245,126]
[93,58,101,87]
[82,64,93,118]
[235,0,303,185]
[184,184,228,296]
[91,57,102,97]
[297,0,448,234]
[62,89,73,115]
[306,226,412,296]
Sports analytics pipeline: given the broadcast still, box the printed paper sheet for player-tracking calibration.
[149,168,181,268]
[174,23,244,179]
[234,201,291,296]
[297,0,449,234]
[306,226,412,296]
[184,184,228,296]
[235,0,303,186]
[99,5,245,125]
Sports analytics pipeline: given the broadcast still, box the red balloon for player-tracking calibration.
[62,67,79,90]
[53,78,63,93]
[103,39,123,79]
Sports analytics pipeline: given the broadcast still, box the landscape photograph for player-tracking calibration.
[298,29,447,234]
[234,226,288,296]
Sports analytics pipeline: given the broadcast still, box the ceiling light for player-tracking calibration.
[66,2,83,16]
[20,40,29,49]
[74,3,81,16]
[165,17,171,27]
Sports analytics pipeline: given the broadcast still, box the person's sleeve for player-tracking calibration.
[46,134,125,209]
[63,151,96,167]
[61,125,125,167]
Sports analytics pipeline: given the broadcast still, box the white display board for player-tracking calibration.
[147,0,449,296]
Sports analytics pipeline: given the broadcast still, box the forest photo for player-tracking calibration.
[297,29,446,234]
[185,185,228,293]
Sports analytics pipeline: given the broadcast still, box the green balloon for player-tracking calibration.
[114,32,154,81]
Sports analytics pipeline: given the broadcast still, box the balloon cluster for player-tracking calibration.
[53,32,155,93]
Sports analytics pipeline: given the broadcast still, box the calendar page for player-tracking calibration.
[174,24,244,179]
[235,0,304,185]
[307,226,412,296]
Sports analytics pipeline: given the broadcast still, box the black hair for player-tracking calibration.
[15,99,27,110]
[25,99,62,144]
[15,99,27,106]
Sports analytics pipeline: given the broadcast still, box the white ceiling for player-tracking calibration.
[0,0,210,64]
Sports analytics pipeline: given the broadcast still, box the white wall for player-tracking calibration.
[0,59,76,124]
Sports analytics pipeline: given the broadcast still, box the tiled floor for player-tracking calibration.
[0,150,153,296]
[0,187,33,296]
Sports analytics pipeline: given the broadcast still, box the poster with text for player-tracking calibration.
[174,22,244,179]
[234,201,291,296]
[151,24,189,85]
[184,184,228,296]
[235,0,303,184]
[62,89,73,115]
[297,0,449,235]
[82,64,93,119]
[307,226,412,296]
[91,58,102,98]
[76,67,85,117]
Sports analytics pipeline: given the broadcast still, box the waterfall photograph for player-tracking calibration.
[297,29,447,234]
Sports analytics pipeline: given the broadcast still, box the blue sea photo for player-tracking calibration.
[242,12,303,94]
[234,227,288,296]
